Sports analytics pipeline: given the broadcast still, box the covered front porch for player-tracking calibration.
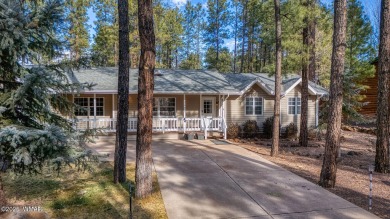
[71,93,229,139]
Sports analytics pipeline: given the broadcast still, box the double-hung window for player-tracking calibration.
[74,97,104,116]
[288,97,301,115]
[245,97,263,115]
[153,97,175,117]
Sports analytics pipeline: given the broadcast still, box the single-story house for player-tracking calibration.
[66,68,328,139]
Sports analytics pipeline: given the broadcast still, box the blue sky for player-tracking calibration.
[86,0,380,50]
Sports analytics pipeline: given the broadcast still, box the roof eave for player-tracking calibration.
[240,79,274,96]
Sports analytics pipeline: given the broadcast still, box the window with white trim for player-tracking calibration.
[288,97,301,115]
[74,97,104,116]
[153,97,175,117]
[245,97,263,115]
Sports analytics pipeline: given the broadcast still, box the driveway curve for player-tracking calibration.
[152,139,379,219]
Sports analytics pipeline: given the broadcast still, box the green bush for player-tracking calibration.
[262,117,274,139]
[284,123,298,139]
[227,123,241,139]
[242,120,259,138]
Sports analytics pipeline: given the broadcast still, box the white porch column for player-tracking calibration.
[218,94,221,117]
[183,94,186,133]
[112,94,115,130]
[315,96,319,127]
[223,95,227,140]
[280,97,282,133]
[199,94,202,118]
[204,119,208,140]
[93,94,97,128]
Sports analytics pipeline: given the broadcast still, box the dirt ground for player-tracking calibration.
[232,130,390,219]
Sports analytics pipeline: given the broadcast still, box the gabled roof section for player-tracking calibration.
[222,73,327,96]
[222,73,276,95]
[282,77,328,96]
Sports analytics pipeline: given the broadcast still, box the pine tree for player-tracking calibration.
[271,0,282,157]
[65,0,91,60]
[91,0,118,66]
[343,0,376,122]
[375,0,390,173]
[204,0,231,71]
[182,1,197,59]
[319,0,347,188]
[300,0,316,147]
[114,0,130,184]
[154,4,183,68]
[136,0,155,198]
[0,0,93,205]
[180,2,204,69]
[232,0,240,73]
[205,47,232,72]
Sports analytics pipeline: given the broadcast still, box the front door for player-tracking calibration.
[202,97,215,118]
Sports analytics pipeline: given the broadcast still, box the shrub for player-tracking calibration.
[227,123,241,139]
[262,117,274,139]
[284,123,298,139]
[242,120,259,138]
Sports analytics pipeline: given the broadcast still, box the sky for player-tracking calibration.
[86,0,380,51]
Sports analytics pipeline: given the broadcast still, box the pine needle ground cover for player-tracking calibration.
[3,162,168,219]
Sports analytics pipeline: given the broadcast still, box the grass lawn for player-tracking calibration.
[3,162,168,219]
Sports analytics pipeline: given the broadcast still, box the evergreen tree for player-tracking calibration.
[136,0,155,198]
[91,0,118,66]
[154,3,183,68]
[300,0,317,147]
[114,0,130,184]
[343,0,376,122]
[271,0,282,157]
[319,0,348,188]
[205,47,232,72]
[375,0,390,173]
[0,0,93,205]
[65,0,91,60]
[180,53,202,69]
[204,0,231,71]
[232,0,240,72]
[129,0,140,68]
[180,2,204,69]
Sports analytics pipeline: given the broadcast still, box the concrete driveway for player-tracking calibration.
[87,138,379,219]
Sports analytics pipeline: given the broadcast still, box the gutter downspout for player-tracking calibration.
[315,95,320,127]
[223,94,230,140]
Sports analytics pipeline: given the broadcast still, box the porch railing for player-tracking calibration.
[73,117,224,133]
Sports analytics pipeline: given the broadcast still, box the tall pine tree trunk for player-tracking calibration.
[271,0,282,157]
[217,0,220,63]
[0,173,7,211]
[319,0,347,188]
[233,2,238,73]
[240,1,247,73]
[375,0,390,173]
[136,0,155,198]
[300,0,316,147]
[309,17,317,83]
[114,0,130,184]
[300,24,309,148]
